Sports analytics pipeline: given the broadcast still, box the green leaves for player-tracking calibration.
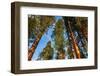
[55,19,64,49]
[28,15,88,60]
[28,15,55,60]
[40,42,54,60]
[54,19,66,59]
[28,15,55,38]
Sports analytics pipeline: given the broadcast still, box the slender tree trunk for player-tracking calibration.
[28,25,54,61]
[28,35,42,61]
[67,21,81,58]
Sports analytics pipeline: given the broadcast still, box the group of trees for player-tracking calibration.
[64,17,88,59]
[28,15,88,60]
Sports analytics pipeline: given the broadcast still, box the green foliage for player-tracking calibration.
[40,42,54,60]
[67,47,74,59]
[63,17,88,59]
[56,48,65,59]
[55,19,64,49]
[28,15,55,38]
[28,15,41,38]
[28,15,88,60]
[54,19,66,59]
[75,17,88,39]
[75,17,88,51]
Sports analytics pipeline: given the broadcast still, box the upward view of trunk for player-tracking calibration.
[63,17,81,59]
[28,16,87,60]
[28,35,42,61]
[28,25,54,61]
[75,18,88,56]
[67,21,81,58]
[28,16,55,61]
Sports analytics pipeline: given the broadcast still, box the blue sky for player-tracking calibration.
[32,24,55,60]
[55,16,62,21]
[28,16,88,60]
[30,16,63,60]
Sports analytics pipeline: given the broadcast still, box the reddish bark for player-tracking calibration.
[68,21,81,59]
[28,35,41,61]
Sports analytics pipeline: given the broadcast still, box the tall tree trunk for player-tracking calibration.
[67,21,81,58]
[75,26,87,58]
[63,17,81,59]
[28,35,42,61]
[28,16,55,61]
[28,26,54,61]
